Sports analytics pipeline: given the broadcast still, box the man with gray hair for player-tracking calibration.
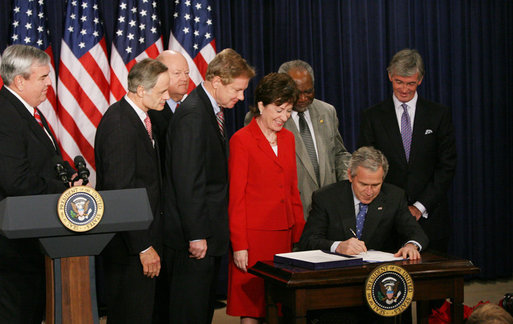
[299,146,428,259]
[0,44,82,322]
[358,48,456,254]
[95,58,169,323]
[245,60,351,220]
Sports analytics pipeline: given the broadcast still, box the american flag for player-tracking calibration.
[9,0,59,139]
[109,0,164,102]
[169,0,216,91]
[57,0,110,184]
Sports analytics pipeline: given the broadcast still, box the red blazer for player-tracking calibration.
[228,118,305,252]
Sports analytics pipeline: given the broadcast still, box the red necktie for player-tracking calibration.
[34,107,44,129]
[144,114,153,140]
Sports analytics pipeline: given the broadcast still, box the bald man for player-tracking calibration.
[148,50,190,168]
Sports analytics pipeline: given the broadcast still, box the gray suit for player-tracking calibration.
[245,98,351,219]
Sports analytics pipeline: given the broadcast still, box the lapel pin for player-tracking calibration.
[320,119,324,124]
[378,206,383,210]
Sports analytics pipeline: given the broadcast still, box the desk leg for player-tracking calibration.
[292,289,308,324]
[416,301,430,324]
[451,278,464,324]
[265,282,280,324]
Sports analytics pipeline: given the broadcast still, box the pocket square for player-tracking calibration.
[425,129,433,135]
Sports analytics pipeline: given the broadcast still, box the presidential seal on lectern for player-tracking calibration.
[57,186,104,232]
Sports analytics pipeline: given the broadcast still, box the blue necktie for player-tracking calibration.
[400,103,412,161]
[356,203,368,239]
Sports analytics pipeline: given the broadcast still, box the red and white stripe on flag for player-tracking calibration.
[57,0,110,184]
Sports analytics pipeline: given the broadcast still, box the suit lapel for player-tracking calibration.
[410,97,429,165]
[120,98,155,152]
[196,86,228,155]
[381,99,409,165]
[361,191,386,241]
[309,102,327,185]
[284,109,318,186]
[338,182,358,238]
[249,118,282,169]
[1,88,57,154]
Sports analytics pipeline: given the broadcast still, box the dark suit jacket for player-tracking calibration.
[299,181,429,253]
[0,86,68,271]
[163,85,229,256]
[95,98,162,261]
[358,96,456,242]
[148,102,173,172]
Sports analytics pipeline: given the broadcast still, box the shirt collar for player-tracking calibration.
[201,82,221,115]
[392,92,418,110]
[166,97,179,113]
[124,94,147,125]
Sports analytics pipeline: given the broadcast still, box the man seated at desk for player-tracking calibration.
[299,146,428,259]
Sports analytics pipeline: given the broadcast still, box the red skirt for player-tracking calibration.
[226,229,292,318]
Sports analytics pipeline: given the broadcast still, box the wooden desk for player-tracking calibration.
[249,252,479,324]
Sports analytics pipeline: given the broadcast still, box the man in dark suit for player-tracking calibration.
[0,45,81,323]
[300,146,428,259]
[148,50,190,170]
[95,58,169,323]
[164,48,255,323]
[358,49,457,253]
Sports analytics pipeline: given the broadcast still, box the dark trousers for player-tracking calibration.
[103,257,156,324]
[165,247,221,324]
[0,269,45,324]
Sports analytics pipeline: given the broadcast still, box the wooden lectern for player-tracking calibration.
[0,188,153,324]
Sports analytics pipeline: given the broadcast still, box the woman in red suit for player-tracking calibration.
[227,73,305,323]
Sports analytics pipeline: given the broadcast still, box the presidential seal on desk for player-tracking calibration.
[365,264,414,316]
[57,186,104,232]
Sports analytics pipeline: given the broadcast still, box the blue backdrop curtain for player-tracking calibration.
[0,0,511,279]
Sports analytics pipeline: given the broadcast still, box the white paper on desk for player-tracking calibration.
[358,250,404,262]
[275,250,356,263]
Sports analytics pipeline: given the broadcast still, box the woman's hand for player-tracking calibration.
[233,250,249,272]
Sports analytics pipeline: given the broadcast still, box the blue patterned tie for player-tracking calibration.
[356,203,368,239]
[400,103,412,161]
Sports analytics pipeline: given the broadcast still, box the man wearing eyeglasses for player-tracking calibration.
[245,60,351,220]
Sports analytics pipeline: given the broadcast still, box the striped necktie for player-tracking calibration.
[400,103,412,161]
[298,112,320,184]
[34,107,44,129]
[216,108,225,136]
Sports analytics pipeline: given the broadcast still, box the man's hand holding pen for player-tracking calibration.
[335,228,368,255]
